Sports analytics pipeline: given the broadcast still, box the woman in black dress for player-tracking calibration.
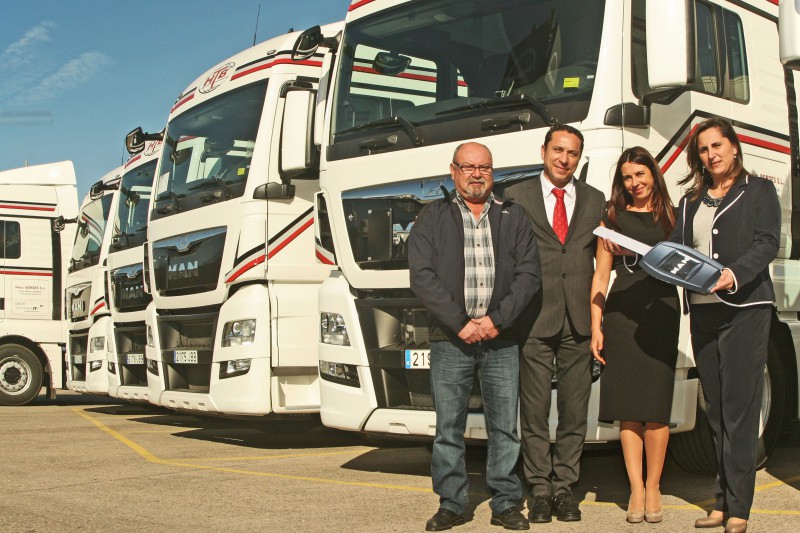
[590,147,679,524]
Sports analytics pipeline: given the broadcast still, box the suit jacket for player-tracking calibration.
[505,176,605,338]
[669,172,780,313]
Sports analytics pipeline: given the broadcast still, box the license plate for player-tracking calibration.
[74,355,84,365]
[174,350,198,364]
[404,349,430,370]
[126,353,144,365]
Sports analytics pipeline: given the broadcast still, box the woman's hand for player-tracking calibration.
[601,237,637,257]
[710,268,735,293]
[590,330,606,364]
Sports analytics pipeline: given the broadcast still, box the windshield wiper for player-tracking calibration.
[436,94,556,126]
[155,191,182,215]
[337,115,423,148]
[189,177,231,201]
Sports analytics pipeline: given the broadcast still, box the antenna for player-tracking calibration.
[252,4,261,46]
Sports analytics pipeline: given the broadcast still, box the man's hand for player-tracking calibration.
[473,316,499,340]
[458,321,483,344]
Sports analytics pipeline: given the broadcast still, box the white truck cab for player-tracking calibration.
[0,161,79,405]
[287,0,800,472]
[106,137,162,402]
[65,168,121,395]
[144,24,341,415]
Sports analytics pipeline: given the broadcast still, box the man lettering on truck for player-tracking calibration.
[505,125,605,523]
[409,142,541,531]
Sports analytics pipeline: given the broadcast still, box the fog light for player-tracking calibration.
[90,336,105,353]
[146,358,159,376]
[89,360,103,372]
[320,313,349,346]
[219,358,252,379]
[221,319,256,347]
[108,361,116,375]
[318,360,359,387]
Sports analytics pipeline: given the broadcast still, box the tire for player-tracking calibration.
[669,337,786,475]
[669,383,717,475]
[0,344,43,406]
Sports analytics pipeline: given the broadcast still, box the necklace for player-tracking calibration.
[702,192,724,208]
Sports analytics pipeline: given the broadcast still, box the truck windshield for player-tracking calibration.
[70,193,113,272]
[330,0,605,160]
[111,160,156,252]
[150,82,267,220]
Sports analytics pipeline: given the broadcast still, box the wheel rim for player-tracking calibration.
[0,356,32,395]
[758,367,771,439]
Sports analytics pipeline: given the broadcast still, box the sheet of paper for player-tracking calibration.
[593,226,653,256]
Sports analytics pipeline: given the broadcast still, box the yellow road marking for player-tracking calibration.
[72,408,431,493]
[73,408,800,508]
[180,450,361,462]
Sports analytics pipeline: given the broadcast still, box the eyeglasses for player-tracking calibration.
[453,162,493,175]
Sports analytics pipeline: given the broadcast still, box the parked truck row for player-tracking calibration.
[1,0,799,476]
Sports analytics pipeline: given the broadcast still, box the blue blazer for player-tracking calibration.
[670,172,780,313]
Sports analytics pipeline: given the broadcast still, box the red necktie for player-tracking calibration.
[552,188,568,244]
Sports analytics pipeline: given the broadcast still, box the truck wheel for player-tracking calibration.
[669,337,786,475]
[0,344,43,406]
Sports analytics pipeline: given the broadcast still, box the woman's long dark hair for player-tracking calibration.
[679,117,744,200]
[607,146,676,238]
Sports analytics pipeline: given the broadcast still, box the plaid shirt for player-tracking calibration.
[455,193,495,318]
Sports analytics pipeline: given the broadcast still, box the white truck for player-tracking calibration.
[143,24,341,415]
[285,0,800,472]
[106,138,161,402]
[0,161,79,405]
[65,167,121,395]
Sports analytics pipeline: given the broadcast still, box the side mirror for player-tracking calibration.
[52,215,77,233]
[126,127,145,155]
[645,0,694,88]
[280,83,317,174]
[253,182,296,200]
[126,127,166,155]
[373,52,411,76]
[780,0,800,70]
[292,26,323,61]
[89,180,105,200]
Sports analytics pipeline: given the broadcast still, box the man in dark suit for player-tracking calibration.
[505,125,605,523]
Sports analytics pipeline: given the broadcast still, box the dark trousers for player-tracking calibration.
[690,303,770,520]
[520,312,591,497]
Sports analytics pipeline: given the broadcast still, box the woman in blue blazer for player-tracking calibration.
[670,118,780,533]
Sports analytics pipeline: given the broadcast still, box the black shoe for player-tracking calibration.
[425,508,465,531]
[553,492,581,522]
[527,495,553,523]
[491,506,530,530]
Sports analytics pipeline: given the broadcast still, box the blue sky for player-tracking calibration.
[0,0,350,197]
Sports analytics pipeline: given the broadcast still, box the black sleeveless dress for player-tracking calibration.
[598,210,680,425]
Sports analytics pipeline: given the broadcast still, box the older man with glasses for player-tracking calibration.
[410,142,542,531]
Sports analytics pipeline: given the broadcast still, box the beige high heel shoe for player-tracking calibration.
[644,489,662,523]
[626,494,645,523]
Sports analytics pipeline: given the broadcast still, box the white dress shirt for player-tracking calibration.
[540,175,577,226]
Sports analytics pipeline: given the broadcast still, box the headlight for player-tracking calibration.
[221,319,256,347]
[318,360,359,387]
[90,336,105,353]
[146,325,154,348]
[146,358,159,376]
[89,360,103,372]
[320,313,349,346]
[219,358,252,379]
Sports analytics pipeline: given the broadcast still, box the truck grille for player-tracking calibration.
[114,323,147,387]
[152,227,226,296]
[69,331,88,382]
[157,307,219,393]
